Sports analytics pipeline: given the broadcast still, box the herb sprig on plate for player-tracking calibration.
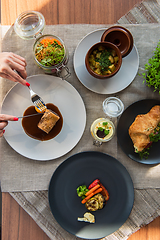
[137,123,160,159]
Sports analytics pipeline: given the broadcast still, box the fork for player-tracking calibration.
[16,70,47,113]
[28,85,47,113]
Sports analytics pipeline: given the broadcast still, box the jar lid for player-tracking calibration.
[14,11,45,39]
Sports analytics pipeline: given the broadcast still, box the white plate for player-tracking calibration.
[2,75,86,161]
[73,28,139,94]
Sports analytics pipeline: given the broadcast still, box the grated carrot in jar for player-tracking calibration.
[35,37,65,67]
[40,38,62,47]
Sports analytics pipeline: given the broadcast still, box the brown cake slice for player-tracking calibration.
[38,109,60,134]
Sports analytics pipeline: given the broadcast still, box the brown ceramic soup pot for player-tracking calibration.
[85,42,122,79]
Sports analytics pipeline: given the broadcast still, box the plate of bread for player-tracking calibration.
[117,99,160,164]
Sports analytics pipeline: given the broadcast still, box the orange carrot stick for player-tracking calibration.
[85,184,100,196]
[81,193,94,204]
[81,187,103,204]
[92,187,102,195]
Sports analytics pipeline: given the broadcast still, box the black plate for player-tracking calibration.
[48,151,134,239]
[117,99,160,164]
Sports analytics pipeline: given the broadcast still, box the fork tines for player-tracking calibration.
[34,99,47,112]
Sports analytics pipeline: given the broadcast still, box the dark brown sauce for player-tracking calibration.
[96,129,106,138]
[22,103,63,141]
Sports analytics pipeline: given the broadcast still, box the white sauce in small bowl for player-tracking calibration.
[90,118,115,142]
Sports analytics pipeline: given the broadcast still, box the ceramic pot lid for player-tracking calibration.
[101,26,133,57]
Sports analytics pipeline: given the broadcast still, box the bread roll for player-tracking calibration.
[129,105,160,152]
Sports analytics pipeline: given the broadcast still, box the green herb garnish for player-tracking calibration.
[97,50,111,72]
[138,122,160,159]
[137,147,150,160]
[104,129,109,135]
[98,127,104,131]
[142,40,160,94]
[97,122,110,137]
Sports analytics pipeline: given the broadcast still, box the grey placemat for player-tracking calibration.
[1,0,160,239]
[1,23,160,192]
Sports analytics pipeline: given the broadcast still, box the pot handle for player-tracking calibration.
[56,64,71,80]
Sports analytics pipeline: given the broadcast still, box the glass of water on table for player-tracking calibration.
[102,97,124,118]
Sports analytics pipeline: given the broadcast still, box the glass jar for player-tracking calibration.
[33,34,70,78]
[90,118,115,146]
[14,11,71,79]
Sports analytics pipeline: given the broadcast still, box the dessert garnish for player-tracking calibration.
[97,122,110,138]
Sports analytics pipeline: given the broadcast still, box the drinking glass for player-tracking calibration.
[103,97,124,118]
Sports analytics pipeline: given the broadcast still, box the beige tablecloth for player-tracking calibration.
[1,23,160,192]
[1,0,160,239]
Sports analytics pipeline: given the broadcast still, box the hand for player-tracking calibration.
[0,52,30,86]
[0,114,18,137]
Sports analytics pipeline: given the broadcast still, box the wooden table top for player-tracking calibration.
[1,0,160,239]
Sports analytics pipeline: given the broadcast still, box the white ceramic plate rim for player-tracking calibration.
[73,28,139,94]
[2,74,86,161]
